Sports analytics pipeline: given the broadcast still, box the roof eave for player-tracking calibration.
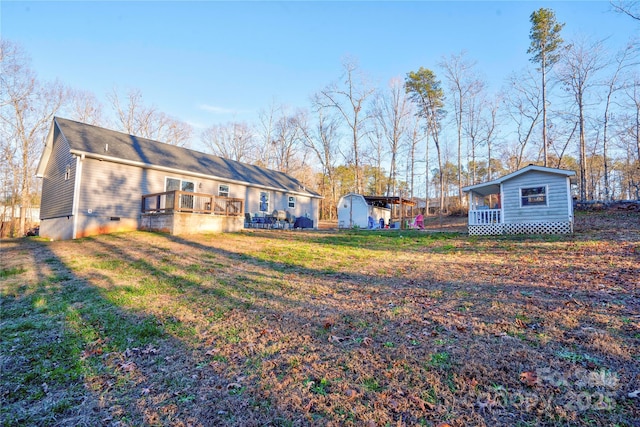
[70,149,322,198]
[463,165,577,193]
[36,120,58,178]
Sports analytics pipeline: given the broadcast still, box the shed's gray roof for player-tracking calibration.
[47,117,320,197]
[462,165,576,196]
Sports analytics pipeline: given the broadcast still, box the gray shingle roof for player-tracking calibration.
[54,117,320,197]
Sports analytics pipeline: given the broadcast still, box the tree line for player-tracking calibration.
[1,6,639,236]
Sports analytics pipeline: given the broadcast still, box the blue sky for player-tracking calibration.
[3,1,637,139]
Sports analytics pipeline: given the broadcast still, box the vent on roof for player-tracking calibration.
[105,143,109,152]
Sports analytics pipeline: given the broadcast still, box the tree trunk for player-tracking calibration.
[541,54,548,168]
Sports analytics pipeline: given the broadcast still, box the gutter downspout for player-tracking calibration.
[71,154,84,239]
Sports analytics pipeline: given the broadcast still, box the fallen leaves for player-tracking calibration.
[360,337,373,347]
[118,361,137,373]
[520,371,538,387]
[409,393,434,410]
[514,317,528,329]
[344,389,359,400]
[323,318,335,330]
[328,335,347,343]
[7,212,638,427]
[205,348,219,356]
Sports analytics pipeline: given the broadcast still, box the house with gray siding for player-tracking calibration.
[36,117,321,240]
[462,165,576,235]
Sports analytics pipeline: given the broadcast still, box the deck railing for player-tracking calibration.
[468,208,501,225]
[141,191,243,216]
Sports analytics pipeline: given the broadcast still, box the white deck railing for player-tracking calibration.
[468,208,502,225]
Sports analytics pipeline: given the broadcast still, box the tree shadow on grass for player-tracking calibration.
[1,238,247,426]
[3,230,638,426]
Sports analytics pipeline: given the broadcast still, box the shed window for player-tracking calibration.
[288,196,296,208]
[218,184,229,197]
[259,192,269,212]
[521,186,547,207]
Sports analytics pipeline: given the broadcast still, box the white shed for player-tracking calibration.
[462,165,576,235]
[338,193,391,229]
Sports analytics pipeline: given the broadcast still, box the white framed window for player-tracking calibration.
[64,165,71,181]
[288,196,296,208]
[520,186,547,207]
[218,184,229,197]
[259,191,269,212]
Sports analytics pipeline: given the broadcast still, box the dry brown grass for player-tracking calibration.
[1,210,638,426]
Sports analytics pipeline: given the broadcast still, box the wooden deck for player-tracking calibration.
[141,190,243,216]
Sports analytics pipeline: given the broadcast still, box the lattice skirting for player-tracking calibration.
[468,224,504,235]
[469,221,573,236]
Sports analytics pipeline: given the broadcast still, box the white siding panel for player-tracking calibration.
[503,171,570,224]
[73,157,318,232]
[40,128,75,219]
[78,158,148,218]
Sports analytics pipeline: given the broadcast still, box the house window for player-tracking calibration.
[259,192,269,212]
[64,165,71,181]
[166,177,195,209]
[218,184,229,197]
[165,177,194,192]
[288,196,296,208]
[521,186,547,207]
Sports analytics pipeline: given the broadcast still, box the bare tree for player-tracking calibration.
[256,102,279,168]
[0,40,69,236]
[503,68,543,170]
[404,114,426,200]
[548,113,578,170]
[200,121,255,163]
[619,72,640,198]
[255,102,309,175]
[440,51,485,205]
[158,115,193,148]
[365,119,386,195]
[272,108,305,174]
[628,74,640,163]
[317,57,375,194]
[600,42,638,200]
[610,0,640,20]
[557,36,606,201]
[67,89,105,126]
[371,78,412,196]
[108,88,192,147]
[298,100,341,219]
[468,92,500,184]
[108,87,142,134]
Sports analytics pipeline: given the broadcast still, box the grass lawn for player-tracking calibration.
[1,210,639,426]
